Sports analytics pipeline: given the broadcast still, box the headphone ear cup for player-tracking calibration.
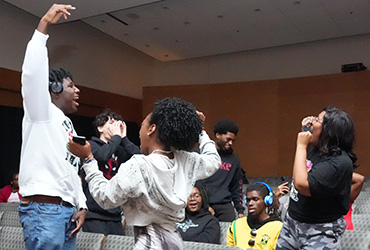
[49,81,63,94]
[264,195,273,206]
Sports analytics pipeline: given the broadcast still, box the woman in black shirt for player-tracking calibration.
[277,106,357,250]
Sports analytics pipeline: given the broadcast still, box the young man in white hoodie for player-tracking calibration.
[18,4,87,250]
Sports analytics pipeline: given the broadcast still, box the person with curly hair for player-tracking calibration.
[276,106,356,250]
[69,97,221,250]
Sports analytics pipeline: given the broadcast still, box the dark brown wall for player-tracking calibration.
[0,67,142,124]
[143,71,370,177]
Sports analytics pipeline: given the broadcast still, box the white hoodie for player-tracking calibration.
[83,130,220,230]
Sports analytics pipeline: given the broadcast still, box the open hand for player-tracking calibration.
[37,4,76,34]
[69,208,87,238]
[196,111,206,123]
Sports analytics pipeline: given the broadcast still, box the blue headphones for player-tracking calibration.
[251,181,274,206]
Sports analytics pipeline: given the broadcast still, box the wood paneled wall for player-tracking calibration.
[143,71,370,177]
[0,67,142,124]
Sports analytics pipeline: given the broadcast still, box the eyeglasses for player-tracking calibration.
[188,193,201,201]
[248,228,257,246]
[313,116,322,124]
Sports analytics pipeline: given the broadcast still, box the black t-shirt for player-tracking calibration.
[288,148,353,223]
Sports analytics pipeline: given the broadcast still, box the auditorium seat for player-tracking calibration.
[0,202,19,212]
[76,231,105,250]
[102,234,135,250]
[341,230,370,250]
[0,226,25,250]
[0,211,21,227]
[219,221,231,245]
[183,240,242,249]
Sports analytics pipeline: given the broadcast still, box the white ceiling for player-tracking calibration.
[4,0,370,62]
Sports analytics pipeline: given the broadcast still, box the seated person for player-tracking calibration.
[227,182,283,250]
[176,183,220,244]
[0,173,21,203]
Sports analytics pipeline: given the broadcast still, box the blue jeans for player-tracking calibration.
[19,202,77,250]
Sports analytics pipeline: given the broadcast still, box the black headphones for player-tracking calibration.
[49,81,63,94]
[251,181,274,206]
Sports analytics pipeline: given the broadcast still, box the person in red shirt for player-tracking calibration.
[0,173,21,203]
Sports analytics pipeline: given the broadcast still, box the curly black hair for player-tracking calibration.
[318,106,357,167]
[213,119,239,136]
[150,97,202,151]
[93,109,123,136]
[49,68,73,84]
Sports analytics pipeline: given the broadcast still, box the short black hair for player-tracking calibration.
[246,182,270,201]
[93,109,123,136]
[246,182,279,215]
[213,119,239,136]
[49,68,73,84]
[150,97,202,151]
[319,106,357,167]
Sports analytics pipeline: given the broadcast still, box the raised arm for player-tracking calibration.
[37,4,75,34]
[120,121,141,155]
[22,4,75,121]
[68,139,145,210]
[292,132,311,196]
[193,112,221,180]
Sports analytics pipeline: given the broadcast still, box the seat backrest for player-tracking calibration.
[76,231,105,250]
[0,211,22,227]
[341,230,370,250]
[124,224,134,236]
[0,203,19,212]
[354,206,370,215]
[0,226,26,250]
[183,240,242,250]
[219,221,231,245]
[102,235,135,250]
